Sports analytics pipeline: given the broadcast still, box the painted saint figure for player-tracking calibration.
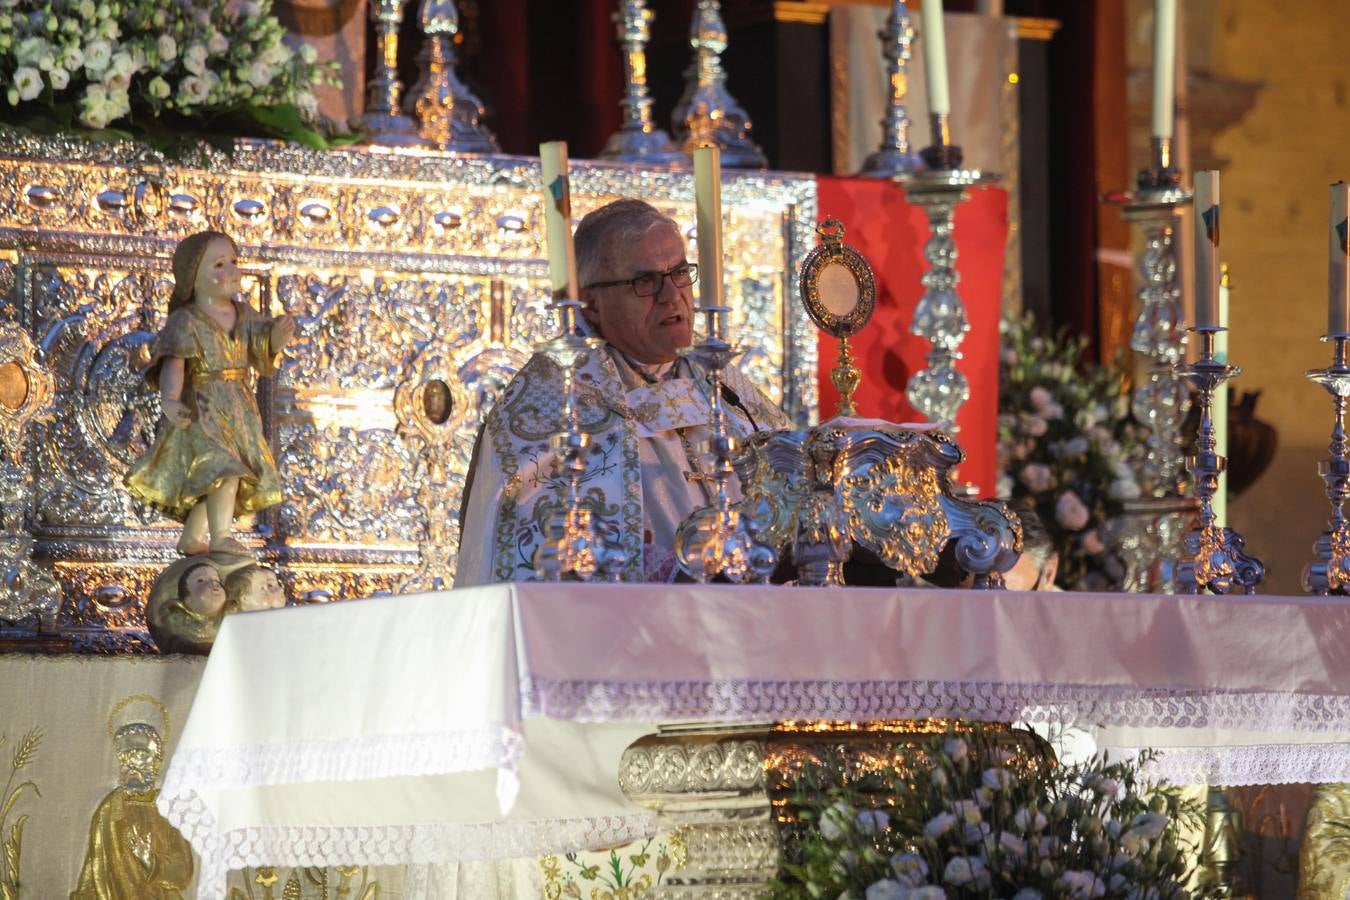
[124,231,295,556]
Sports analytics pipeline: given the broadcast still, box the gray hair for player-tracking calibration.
[575,199,682,289]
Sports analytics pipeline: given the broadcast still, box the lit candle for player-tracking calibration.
[1330,182,1349,335]
[920,0,951,117]
[1193,170,1220,329]
[1152,0,1177,139]
[539,140,579,299]
[693,146,724,316]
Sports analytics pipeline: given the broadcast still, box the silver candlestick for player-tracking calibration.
[1302,334,1350,594]
[674,306,778,583]
[406,0,500,152]
[361,0,423,147]
[903,169,988,430]
[533,300,627,582]
[859,1,921,178]
[1176,327,1264,595]
[1106,139,1195,593]
[671,0,765,168]
[600,0,689,166]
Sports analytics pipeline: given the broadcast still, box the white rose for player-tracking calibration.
[295,89,318,120]
[36,51,55,71]
[102,68,130,92]
[246,60,273,88]
[924,812,956,838]
[83,39,112,75]
[104,87,129,119]
[889,853,928,887]
[207,31,229,56]
[1108,477,1142,501]
[981,768,1015,791]
[148,76,170,99]
[178,75,209,105]
[78,0,95,18]
[909,890,947,900]
[1014,807,1048,832]
[864,880,907,900]
[1130,811,1169,840]
[108,50,134,77]
[997,830,1028,858]
[941,857,986,888]
[13,66,42,102]
[300,42,318,64]
[80,91,110,128]
[951,800,981,825]
[183,42,208,75]
[1058,870,1106,899]
[14,35,47,66]
[943,737,968,763]
[61,44,84,71]
[855,810,889,834]
[48,65,69,90]
[157,34,178,62]
[261,41,291,68]
[819,800,853,841]
[1012,891,1044,900]
[97,18,119,41]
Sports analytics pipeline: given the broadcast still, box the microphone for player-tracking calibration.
[719,383,760,433]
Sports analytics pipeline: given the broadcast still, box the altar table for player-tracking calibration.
[160,583,1350,898]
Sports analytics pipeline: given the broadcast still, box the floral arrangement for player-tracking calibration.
[997,314,1147,591]
[771,728,1214,900]
[0,0,346,149]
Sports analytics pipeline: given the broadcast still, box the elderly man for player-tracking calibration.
[455,198,787,586]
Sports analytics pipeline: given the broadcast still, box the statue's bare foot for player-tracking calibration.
[209,536,250,556]
[177,534,209,556]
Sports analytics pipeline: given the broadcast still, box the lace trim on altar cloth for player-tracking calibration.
[1121,742,1350,787]
[521,676,1350,734]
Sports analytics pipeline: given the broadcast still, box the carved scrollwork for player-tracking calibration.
[620,739,767,798]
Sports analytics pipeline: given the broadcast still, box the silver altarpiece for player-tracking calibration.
[0,134,817,651]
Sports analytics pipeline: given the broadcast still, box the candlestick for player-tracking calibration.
[919,0,950,116]
[858,1,922,178]
[600,0,688,165]
[694,146,725,316]
[1152,0,1177,140]
[539,141,580,300]
[1176,327,1264,595]
[1303,335,1350,595]
[407,0,500,152]
[670,0,766,168]
[1193,170,1220,329]
[1330,182,1349,336]
[361,0,422,147]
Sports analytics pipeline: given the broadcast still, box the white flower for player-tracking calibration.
[951,800,982,824]
[1088,775,1120,797]
[207,31,229,56]
[1059,870,1106,899]
[261,41,291,68]
[864,880,908,900]
[943,737,968,763]
[15,36,48,67]
[246,60,273,88]
[1014,806,1048,832]
[157,34,178,62]
[61,44,84,71]
[924,812,956,838]
[941,857,987,888]
[1130,811,1169,840]
[183,42,208,75]
[1019,463,1054,493]
[1019,413,1048,437]
[981,768,1016,791]
[5,87,17,106]
[930,767,949,788]
[1055,490,1091,531]
[83,39,112,75]
[104,87,129,119]
[108,50,134,77]
[295,90,318,120]
[1029,385,1055,411]
[997,830,1028,859]
[102,68,130,92]
[1118,829,1146,858]
[97,18,119,40]
[1035,834,1062,859]
[48,66,69,90]
[819,801,853,841]
[148,76,170,99]
[889,853,928,887]
[1108,477,1142,501]
[855,810,890,834]
[80,85,110,128]
[78,0,95,18]
[1012,891,1044,900]
[1065,435,1089,455]
[239,0,262,16]
[13,66,43,102]
[908,890,946,900]
[178,75,210,105]
[300,42,318,64]
[961,820,990,846]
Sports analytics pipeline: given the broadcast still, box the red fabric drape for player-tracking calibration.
[815,177,1008,497]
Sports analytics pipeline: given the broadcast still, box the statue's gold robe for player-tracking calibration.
[70,787,194,900]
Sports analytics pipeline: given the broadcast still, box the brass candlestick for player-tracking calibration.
[1302,333,1350,594]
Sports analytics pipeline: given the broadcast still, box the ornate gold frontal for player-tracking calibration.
[0,133,818,650]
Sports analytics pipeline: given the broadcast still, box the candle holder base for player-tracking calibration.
[1302,335,1350,594]
[1176,525,1265,596]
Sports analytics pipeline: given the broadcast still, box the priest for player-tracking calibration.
[455,197,788,586]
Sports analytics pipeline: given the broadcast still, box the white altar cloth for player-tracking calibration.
[160,582,1350,898]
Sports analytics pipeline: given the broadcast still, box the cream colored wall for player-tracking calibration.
[1208,0,1350,595]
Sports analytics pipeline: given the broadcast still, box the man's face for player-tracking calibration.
[1005,552,1056,591]
[581,224,694,364]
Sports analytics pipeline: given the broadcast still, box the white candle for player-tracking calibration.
[539,140,579,299]
[1214,264,1229,527]
[1152,0,1177,139]
[920,0,951,117]
[693,146,724,314]
[1330,182,1349,335]
[1193,170,1220,329]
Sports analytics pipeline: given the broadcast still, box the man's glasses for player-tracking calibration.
[584,262,698,298]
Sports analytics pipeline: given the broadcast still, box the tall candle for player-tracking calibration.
[539,140,579,299]
[694,146,724,317]
[1193,170,1220,329]
[1330,182,1349,335]
[920,0,951,117]
[1214,264,1229,527]
[1152,0,1177,139]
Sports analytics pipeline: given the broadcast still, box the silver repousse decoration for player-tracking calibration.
[0,130,816,648]
[1302,334,1350,594]
[405,0,500,153]
[361,0,422,147]
[858,1,922,178]
[671,0,766,169]
[1106,140,1194,593]
[1175,328,1264,595]
[903,170,987,431]
[600,0,689,166]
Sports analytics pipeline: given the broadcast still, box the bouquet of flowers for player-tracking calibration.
[0,0,344,149]
[771,728,1215,900]
[997,315,1147,591]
